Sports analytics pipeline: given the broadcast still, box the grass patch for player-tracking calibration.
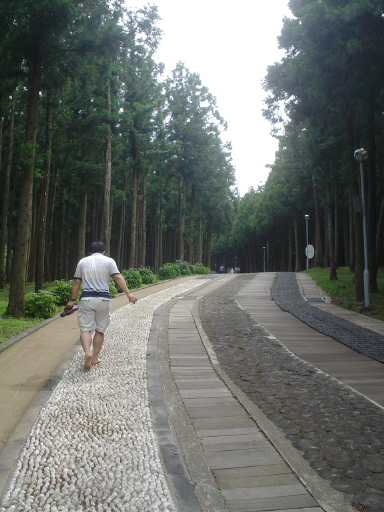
[305,267,384,321]
[0,282,55,345]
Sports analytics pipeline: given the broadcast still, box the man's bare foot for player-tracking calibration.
[92,358,102,365]
[84,353,92,370]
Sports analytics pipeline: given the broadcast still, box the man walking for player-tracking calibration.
[66,241,137,370]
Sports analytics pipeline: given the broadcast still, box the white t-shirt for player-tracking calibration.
[74,252,120,298]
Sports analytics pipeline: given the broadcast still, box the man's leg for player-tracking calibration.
[92,330,104,364]
[80,330,93,369]
[92,299,110,364]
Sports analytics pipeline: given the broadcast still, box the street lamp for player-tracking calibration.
[305,215,309,270]
[354,148,369,307]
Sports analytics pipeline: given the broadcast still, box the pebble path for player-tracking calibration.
[0,279,209,512]
[199,273,384,512]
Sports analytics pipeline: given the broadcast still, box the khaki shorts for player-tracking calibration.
[78,297,111,333]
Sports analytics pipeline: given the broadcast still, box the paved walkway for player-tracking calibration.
[0,273,383,511]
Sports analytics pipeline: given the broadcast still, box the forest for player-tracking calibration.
[1,0,384,317]
[213,0,384,305]
[0,0,235,317]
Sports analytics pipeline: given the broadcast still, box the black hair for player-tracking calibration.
[89,241,106,254]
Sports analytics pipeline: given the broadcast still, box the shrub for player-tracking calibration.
[109,279,118,297]
[158,263,181,279]
[138,267,156,284]
[50,280,74,305]
[25,290,58,319]
[121,269,142,290]
[175,261,192,276]
[192,263,210,275]
[158,263,181,280]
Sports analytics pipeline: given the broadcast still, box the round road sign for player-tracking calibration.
[305,244,315,259]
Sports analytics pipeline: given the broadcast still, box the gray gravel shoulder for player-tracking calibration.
[198,273,384,512]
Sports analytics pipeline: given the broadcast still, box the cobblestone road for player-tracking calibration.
[199,273,384,512]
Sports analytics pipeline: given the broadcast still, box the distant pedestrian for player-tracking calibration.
[66,241,137,370]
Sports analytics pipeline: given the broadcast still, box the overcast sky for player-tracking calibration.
[125,1,292,196]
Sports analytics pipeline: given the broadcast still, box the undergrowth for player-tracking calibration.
[305,266,384,321]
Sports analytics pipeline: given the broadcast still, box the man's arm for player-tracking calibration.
[66,278,82,308]
[113,274,137,303]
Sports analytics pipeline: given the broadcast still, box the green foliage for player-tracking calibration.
[306,267,384,320]
[138,267,156,284]
[192,263,210,275]
[50,280,74,305]
[175,261,192,275]
[121,269,142,290]
[109,279,118,298]
[24,291,58,319]
[158,263,181,280]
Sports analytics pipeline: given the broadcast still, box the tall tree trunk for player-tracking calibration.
[6,183,17,282]
[0,94,15,289]
[205,216,212,269]
[197,214,203,263]
[323,207,329,268]
[346,115,364,301]
[326,178,337,280]
[45,167,57,281]
[375,195,384,273]
[6,51,42,317]
[28,184,39,282]
[56,188,66,279]
[101,80,112,253]
[288,224,293,272]
[188,184,196,264]
[366,95,378,292]
[6,196,15,284]
[129,164,138,269]
[154,197,163,272]
[178,176,187,261]
[348,192,355,272]
[334,185,339,268]
[0,95,3,173]
[78,190,87,262]
[294,217,299,272]
[116,192,125,269]
[343,206,349,267]
[138,173,147,267]
[313,180,323,268]
[35,97,53,291]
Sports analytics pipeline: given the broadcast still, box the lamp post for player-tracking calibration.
[354,148,369,307]
[305,215,309,270]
